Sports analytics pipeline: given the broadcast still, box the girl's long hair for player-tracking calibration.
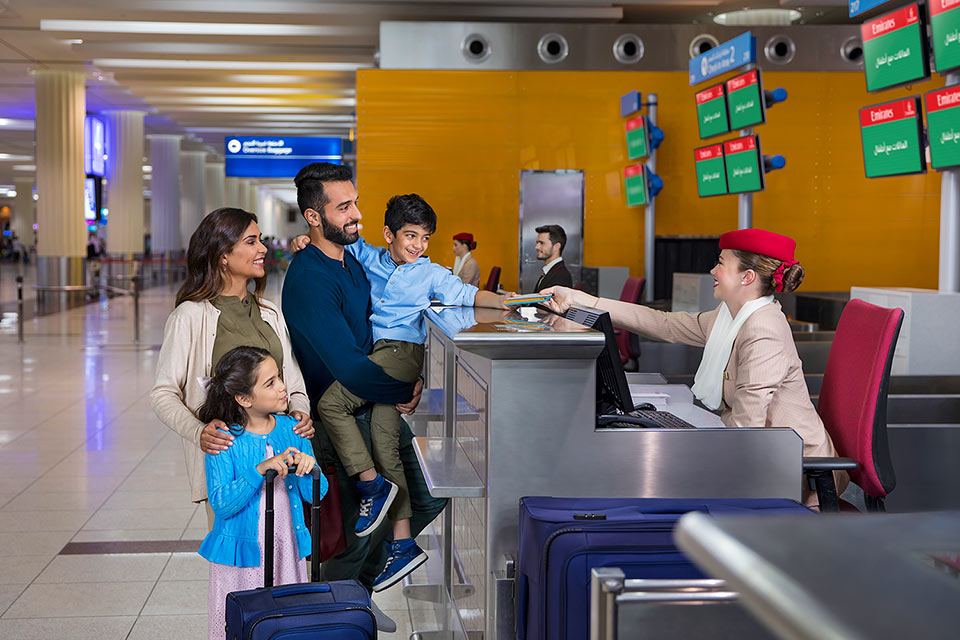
[198,346,272,435]
[176,208,266,307]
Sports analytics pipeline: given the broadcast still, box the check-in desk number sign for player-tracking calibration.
[929,0,960,75]
[695,144,728,197]
[696,84,730,139]
[926,86,960,170]
[861,3,929,92]
[859,97,925,177]
[723,136,764,194]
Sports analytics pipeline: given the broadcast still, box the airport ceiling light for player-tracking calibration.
[133,87,355,95]
[714,9,801,26]
[13,165,35,171]
[143,96,355,105]
[41,20,370,37]
[92,59,370,71]
[0,118,34,131]
[0,154,34,162]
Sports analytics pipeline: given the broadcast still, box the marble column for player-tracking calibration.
[205,162,225,214]
[224,177,241,208]
[13,177,34,247]
[148,135,182,255]
[103,110,145,254]
[179,150,206,248]
[34,69,86,286]
[246,182,260,215]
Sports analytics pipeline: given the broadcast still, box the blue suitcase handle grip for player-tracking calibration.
[270,584,332,598]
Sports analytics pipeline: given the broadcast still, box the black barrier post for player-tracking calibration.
[133,271,141,345]
[16,275,24,344]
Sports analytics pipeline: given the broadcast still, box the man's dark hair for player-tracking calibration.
[384,194,437,235]
[294,162,353,217]
[535,224,567,254]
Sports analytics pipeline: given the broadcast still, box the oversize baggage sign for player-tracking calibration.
[859,97,926,177]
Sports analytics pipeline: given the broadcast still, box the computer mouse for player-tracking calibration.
[634,402,656,411]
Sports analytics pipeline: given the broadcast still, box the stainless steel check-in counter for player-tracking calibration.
[409,306,803,640]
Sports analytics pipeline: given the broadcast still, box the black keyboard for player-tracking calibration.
[597,410,697,430]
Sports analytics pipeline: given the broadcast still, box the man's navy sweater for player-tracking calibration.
[281,244,413,413]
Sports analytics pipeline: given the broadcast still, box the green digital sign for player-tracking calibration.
[726,69,765,130]
[694,143,728,197]
[723,135,764,194]
[926,87,960,169]
[859,96,926,177]
[624,164,648,206]
[861,3,929,92]
[696,83,730,139]
[625,116,648,160]
[929,0,960,74]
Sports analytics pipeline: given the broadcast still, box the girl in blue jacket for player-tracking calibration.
[196,346,325,640]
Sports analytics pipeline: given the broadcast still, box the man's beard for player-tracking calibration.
[320,213,360,245]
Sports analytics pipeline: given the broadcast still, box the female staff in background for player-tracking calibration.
[452,232,480,287]
[151,208,315,527]
[543,228,846,507]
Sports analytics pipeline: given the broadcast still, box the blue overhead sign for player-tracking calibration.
[84,115,105,177]
[689,32,756,86]
[849,0,893,18]
[224,136,343,178]
[620,90,642,117]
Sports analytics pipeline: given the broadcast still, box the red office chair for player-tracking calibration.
[803,299,904,513]
[614,277,646,365]
[484,266,501,292]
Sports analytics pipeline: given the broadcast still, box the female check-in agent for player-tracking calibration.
[543,229,846,508]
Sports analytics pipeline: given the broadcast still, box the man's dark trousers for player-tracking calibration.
[313,407,447,590]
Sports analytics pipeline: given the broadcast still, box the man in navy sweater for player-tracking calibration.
[282,163,447,627]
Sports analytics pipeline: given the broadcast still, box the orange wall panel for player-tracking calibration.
[357,69,945,293]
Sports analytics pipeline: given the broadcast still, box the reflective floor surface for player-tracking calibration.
[0,274,418,639]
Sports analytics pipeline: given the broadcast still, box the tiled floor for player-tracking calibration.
[0,275,420,639]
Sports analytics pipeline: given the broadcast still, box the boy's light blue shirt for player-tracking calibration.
[346,237,479,345]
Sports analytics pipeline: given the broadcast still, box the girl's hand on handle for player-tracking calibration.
[200,420,233,455]
[290,411,315,440]
[291,235,310,253]
[256,447,299,478]
[540,286,597,315]
[291,450,316,477]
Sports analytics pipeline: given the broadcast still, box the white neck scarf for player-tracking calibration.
[453,251,470,276]
[691,295,775,410]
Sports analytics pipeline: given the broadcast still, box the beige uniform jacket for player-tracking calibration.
[457,253,480,287]
[600,298,846,505]
[150,298,311,502]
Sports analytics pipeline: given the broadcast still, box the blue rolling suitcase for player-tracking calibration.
[224,466,376,640]
[516,497,812,640]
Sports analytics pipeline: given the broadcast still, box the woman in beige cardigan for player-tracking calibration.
[543,229,845,507]
[452,232,480,287]
[151,208,314,523]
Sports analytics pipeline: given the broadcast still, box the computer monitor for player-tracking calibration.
[725,69,765,130]
[564,306,635,415]
[695,83,730,139]
[694,143,728,197]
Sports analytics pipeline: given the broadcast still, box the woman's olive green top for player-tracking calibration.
[209,295,284,373]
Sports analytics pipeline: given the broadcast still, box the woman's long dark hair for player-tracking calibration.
[176,208,266,307]
[198,346,272,435]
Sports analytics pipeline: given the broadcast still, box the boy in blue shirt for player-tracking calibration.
[316,193,508,590]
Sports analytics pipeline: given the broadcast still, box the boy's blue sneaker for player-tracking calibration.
[372,539,428,592]
[355,475,397,538]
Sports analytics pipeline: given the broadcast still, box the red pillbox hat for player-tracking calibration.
[453,233,474,243]
[719,228,796,263]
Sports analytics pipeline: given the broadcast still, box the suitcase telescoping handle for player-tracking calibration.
[264,465,323,588]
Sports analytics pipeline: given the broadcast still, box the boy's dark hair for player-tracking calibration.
[535,224,567,254]
[294,162,353,217]
[384,193,437,235]
[198,346,273,435]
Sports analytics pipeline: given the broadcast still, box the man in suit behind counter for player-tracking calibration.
[534,224,573,291]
